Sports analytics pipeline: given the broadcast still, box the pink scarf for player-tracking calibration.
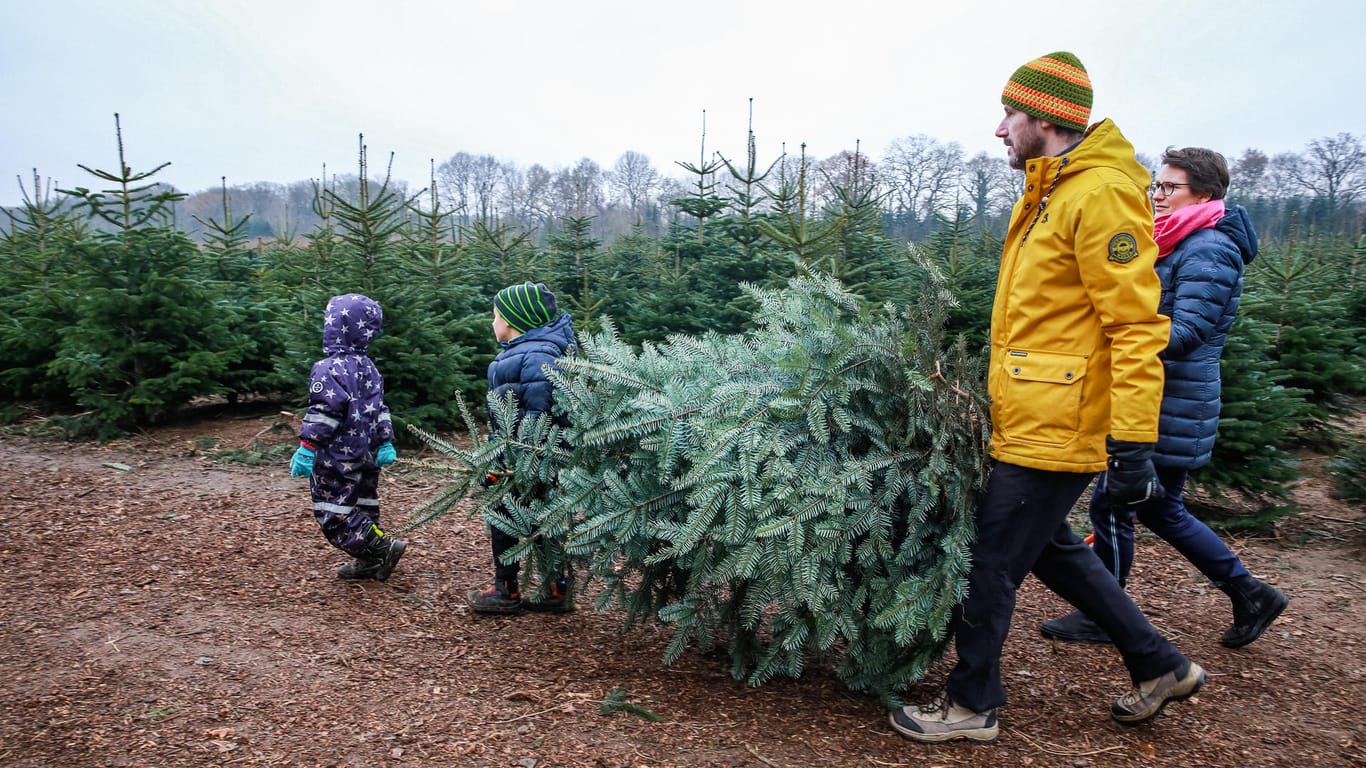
[1153,199,1225,257]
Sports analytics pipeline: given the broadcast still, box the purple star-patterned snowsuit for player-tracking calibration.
[300,294,395,557]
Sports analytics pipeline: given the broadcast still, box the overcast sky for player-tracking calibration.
[3,0,1363,208]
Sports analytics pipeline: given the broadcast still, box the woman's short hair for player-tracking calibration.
[1160,146,1230,200]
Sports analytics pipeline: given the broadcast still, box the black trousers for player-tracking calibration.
[489,485,548,583]
[490,514,520,582]
[946,461,1188,713]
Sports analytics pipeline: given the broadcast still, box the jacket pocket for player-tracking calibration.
[999,348,1089,447]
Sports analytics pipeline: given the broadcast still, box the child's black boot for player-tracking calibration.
[338,535,407,581]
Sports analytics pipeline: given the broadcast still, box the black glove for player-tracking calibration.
[1104,437,1164,506]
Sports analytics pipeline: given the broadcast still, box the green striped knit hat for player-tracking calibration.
[1002,51,1093,132]
[494,281,557,333]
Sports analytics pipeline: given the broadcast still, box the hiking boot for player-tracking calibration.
[1111,660,1205,724]
[466,579,522,614]
[1218,575,1288,649]
[889,696,999,744]
[523,574,574,614]
[1040,610,1113,644]
[337,538,407,581]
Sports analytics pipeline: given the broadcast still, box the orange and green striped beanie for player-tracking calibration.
[494,281,558,333]
[1002,52,1092,133]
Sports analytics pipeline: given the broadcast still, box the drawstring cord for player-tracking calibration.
[1020,157,1068,245]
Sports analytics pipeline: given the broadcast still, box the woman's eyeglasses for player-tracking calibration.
[1150,181,1192,196]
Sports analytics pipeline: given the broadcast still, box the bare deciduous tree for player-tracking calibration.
[436,152,505,227]
[1289,133,1366,212]
[1267,152,1305,204]
[883,135,964,227]
[551,158,604,218]
[959,152,1014,225]
[1230,148,1270,200]
[810,149,881,212]
[606,150,660,214]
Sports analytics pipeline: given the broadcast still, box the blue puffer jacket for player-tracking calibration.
[1154,205,1258,469]
[487,312,576,430]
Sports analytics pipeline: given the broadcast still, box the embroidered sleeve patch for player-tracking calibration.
[1107,232,1139,263]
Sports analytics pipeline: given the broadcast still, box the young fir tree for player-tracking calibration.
[322,137,417,294]
[1188,312,1308,522]
[59,114,184,233]
[336,139,474,432]
[711,103,789,296]
[909,210,1001,351]
[757,144,847,271]
[670,111,730,249]
[407,270,989,704]
[703,117,792,332]
[395,166,487,412]
[714,102,777,265]
[1247,229,1365,425]
[0,171,89,410]
[547,214,608,334]
[52,116,248,435]
[817,143,914,307]
[653,115,772,335]
[193,178,293,401]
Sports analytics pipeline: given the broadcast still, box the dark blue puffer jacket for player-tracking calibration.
[1154,205,1258,469]
[487,312,576,430]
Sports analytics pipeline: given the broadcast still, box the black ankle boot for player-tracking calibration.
[1217,574,1288,648]
[337,537,407,581]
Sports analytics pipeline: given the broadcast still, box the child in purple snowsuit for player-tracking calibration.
[290,293,406,580]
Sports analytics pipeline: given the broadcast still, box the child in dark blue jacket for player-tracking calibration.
[290,293,405,581]
[467,281,576,614]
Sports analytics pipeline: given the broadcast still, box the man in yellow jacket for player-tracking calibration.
[889,52,1206,744]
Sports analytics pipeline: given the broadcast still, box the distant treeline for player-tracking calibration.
[8,131,1364,248]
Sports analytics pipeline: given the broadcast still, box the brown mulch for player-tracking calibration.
[0,405,1363,768]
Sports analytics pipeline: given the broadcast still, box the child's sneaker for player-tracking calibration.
[524,575,574,614]
[466,579,522,614]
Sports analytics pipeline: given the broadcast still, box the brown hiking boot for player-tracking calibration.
[1112,661,1206,724]
[889,695,999,744]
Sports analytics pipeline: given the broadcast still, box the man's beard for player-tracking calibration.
[1007,124,1045,171]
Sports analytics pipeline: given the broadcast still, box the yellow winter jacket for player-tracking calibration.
[988,119,1170,473]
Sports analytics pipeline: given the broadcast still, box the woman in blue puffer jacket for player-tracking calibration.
[1041,147,1288,649]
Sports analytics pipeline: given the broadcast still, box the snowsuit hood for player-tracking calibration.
[322,293,383,355]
